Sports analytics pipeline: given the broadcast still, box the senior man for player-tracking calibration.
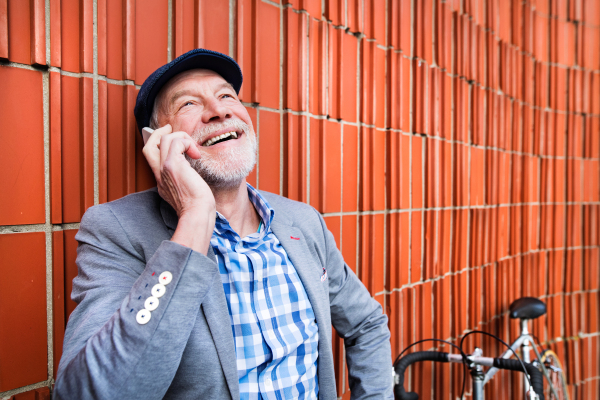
[54,49,393,400]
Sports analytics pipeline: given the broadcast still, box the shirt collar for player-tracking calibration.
[214,183,275,239]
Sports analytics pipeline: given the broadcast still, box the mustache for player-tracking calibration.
[191,119,251,142]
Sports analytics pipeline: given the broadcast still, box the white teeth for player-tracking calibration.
[202,131,238,147]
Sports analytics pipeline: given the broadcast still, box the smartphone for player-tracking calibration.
[142,127,154,145]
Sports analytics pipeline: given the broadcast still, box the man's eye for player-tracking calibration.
[222,94,233,99]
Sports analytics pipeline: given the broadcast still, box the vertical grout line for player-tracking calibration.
[305,13,310,205]
[419,137,425,281]
[279,3,284,196]
[382,0,388,294]
[464,82,473,330]
[355,29,361,279]
[447,8,456,362]
[256,108,260,189]
[340,122,344,239]
[167,0,173,62]
[93,0,99,205]
[407,0,415,284]
[43,0,53,385]
[229,0,236,58]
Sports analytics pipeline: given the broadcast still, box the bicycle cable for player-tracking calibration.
[394,338,468,365]
[459,329,533,399]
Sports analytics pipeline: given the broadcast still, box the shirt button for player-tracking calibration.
[136,309,151,325]
[158,271,173,285]
[151,284,166,298]
[144,296,159,311]
[264,377,273,390]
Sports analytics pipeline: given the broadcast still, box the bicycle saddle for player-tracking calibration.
[509,297,547,320]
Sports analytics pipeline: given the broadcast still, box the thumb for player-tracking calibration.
[183,139,202,159]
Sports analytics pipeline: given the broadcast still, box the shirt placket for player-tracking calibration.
[245,245,281,400]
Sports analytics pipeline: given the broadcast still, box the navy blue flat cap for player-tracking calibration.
[134,48,243,135]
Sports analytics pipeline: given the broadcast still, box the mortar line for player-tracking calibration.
[42,0,53,386]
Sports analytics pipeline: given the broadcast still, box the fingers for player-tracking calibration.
[159,131,199,166]
[142,124,172,175]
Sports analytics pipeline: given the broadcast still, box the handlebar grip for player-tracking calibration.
[492,358,545,400]
[393,351,449,400]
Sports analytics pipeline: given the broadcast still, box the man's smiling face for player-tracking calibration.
[153,68,257,189]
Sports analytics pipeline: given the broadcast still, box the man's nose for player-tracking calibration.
[201,97,232,123]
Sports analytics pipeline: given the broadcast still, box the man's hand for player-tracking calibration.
[142,124,216,254]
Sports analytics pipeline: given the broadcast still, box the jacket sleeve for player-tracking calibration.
[315,209,394,399]
[54,204,219,400]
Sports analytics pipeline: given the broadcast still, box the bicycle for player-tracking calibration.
[392,296,569,399]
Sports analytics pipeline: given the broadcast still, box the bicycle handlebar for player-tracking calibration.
[493,358,545,400]
[393,351,545,400]
[393,351,450,400]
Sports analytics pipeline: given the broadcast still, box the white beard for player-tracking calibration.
[185,119,257,189]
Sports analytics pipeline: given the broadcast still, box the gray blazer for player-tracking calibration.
[54,189,393,399]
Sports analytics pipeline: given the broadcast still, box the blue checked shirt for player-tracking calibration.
[211,184,319,400]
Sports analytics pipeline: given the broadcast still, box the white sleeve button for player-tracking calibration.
[158,271,173,285]
[144,296,159,311]
[151,284,166,298]
[136,309,151,325]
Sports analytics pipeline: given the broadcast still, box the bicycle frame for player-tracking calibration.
[483,319,568,400]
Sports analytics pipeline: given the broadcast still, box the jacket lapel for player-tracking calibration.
[270,215,328,331]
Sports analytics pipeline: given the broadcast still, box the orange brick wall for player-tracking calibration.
[0,0,599,399]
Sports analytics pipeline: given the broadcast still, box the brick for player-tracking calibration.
[364,0,385,44]
[309,118,324,211]
[328,25,342,120]
[412,136,424,208]
[322,120,342,213]
[324,216,341,249]
[360,40,385,128]
[359,214,385,294]
[51,230,65,379]
[341,214,358,274]
[411,211,422,282]
[0,232,47,391]
[103,0,134,80]
[386,212,410,289]
[50,72,62,223]
[284,0,321,19]
[6,0,45,65]
[308,17,326,115]
[9,387,50,400]
[360,128,386,211]
[58,75,95,223]
[105,83,137,202]
[257,110,280,194]
[283,113,308,203]
[255,0,280,108]
[386,52,410,131]
[414,0,432,63]
[346,0,362,33]
[57,0,92,72]
[135,0,169,85]
[324,0,343,26]
[0,66,45,226]
[342,124,359,212]
[245,107,258,187]
[98,80,109,203]
[0,0,6,60]
[284,8,308,112]
[340,31,358,122]
[579,24,600,70]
